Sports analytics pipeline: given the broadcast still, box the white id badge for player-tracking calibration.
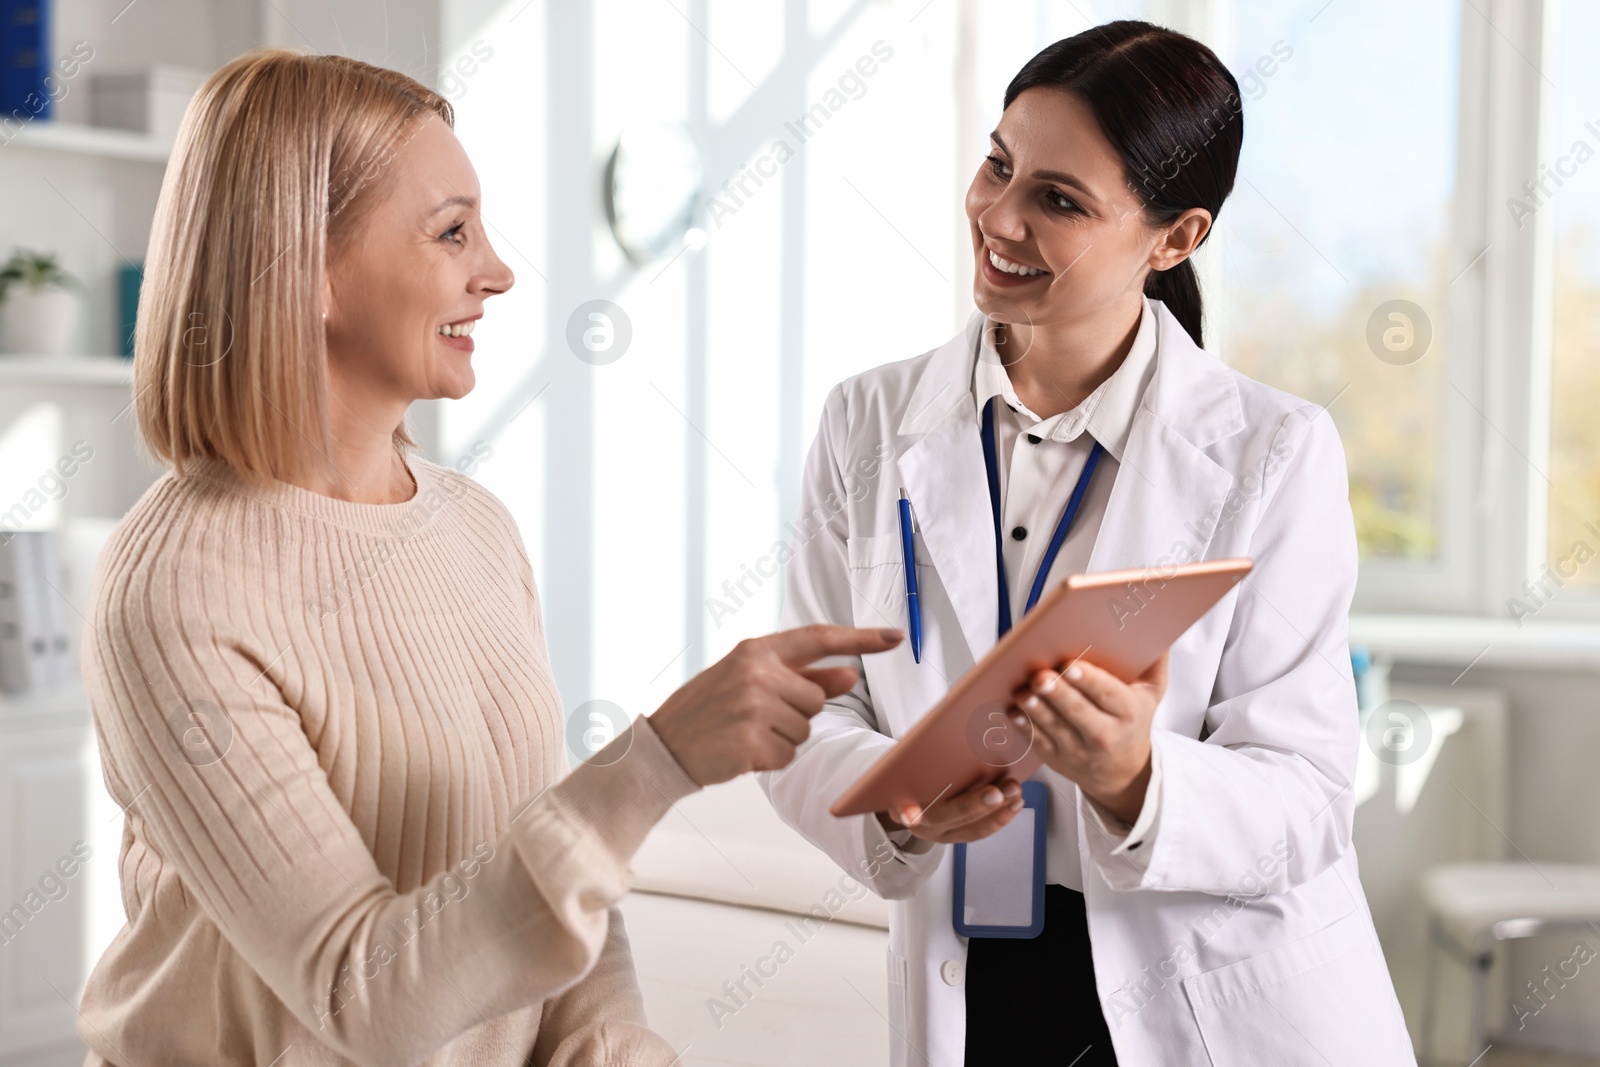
[951,780,1047,938]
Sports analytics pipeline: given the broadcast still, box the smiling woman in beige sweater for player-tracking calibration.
[76,49,900,1067]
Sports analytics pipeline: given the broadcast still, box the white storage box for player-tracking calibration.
[90,66,208,144]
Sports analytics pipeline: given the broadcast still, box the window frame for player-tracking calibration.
[1513,0,1600,623]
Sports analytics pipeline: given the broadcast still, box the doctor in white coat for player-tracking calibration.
[759,20,1415,1067]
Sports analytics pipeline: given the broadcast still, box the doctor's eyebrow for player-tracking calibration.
[430,195,479,215]
[989,132,1101,204]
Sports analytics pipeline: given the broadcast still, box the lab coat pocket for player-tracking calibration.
[1181,908,1395,1066]
[846,533,934,737]
[845,532,924,628]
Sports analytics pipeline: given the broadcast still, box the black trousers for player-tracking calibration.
[964,884,1119,1066]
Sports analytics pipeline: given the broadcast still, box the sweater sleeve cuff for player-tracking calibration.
[495,721,702,1015]
[537,712,703,867]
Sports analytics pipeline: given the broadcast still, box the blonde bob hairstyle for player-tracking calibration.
[135,48,454,486]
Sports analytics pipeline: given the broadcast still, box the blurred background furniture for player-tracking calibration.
[1420,864,1600,1063]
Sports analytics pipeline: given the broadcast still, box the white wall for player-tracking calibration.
[260,0,442,83]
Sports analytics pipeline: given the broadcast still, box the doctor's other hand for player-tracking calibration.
[649,625,903,787]
[1011,652,1170,826]
[875,776,1026,845]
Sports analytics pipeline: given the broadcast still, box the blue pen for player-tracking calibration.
[897,489,923,663]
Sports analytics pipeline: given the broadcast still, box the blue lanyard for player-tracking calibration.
[980,394,1104,638]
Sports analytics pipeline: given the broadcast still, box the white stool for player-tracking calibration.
[1419,863,1600,1061]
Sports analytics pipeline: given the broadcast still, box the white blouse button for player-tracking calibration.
[940,959,964,985]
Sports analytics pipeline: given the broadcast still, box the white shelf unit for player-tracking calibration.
[0,356,132,388]
[1,116,168,366]
[3,121,171,164]
[0,682,88,723]
[0,116,167,1067]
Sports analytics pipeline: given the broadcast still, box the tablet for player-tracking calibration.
[828,557,1253,819]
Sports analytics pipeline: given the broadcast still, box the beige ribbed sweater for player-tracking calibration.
[77,453,701,1067]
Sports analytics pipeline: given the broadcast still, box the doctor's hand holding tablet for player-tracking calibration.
[870,643,1167,853]
[853,558,1251,839]
[758,17,1417,1067]
[879,651,1175,839]
[1008,653,1170,827]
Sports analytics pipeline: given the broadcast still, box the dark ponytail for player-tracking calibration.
[1002,21,1243,348]
[1144,259,1205,347]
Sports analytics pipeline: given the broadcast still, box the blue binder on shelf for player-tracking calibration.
[119,262,143,358]
[2,0,53,123]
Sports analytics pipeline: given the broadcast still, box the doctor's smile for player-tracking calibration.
[53,2,1558,1065]
[981,243,1052,284]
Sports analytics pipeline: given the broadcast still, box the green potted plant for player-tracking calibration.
[0,249,84,356]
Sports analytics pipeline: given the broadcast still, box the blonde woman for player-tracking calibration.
[77,49,899,1067]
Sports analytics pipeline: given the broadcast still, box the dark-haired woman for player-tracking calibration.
[760,20,1414,1067]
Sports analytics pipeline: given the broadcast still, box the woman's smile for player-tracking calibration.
[436,315,478,353]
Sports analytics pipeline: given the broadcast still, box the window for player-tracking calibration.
[440,0,1153,711]
[438,0,1597,708]
[1211,0,1463,564]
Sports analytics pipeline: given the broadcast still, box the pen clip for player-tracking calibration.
[898,488,916,532]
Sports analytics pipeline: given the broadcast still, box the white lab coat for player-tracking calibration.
[759,302,1416,1066]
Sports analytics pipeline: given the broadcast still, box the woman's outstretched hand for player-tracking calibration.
[649,625,903,786]
[1008,652,1169,826]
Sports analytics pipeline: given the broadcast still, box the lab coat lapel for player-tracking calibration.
[897,315,998,664]
[894,304,1245,666]
[1085,302,1243,575]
